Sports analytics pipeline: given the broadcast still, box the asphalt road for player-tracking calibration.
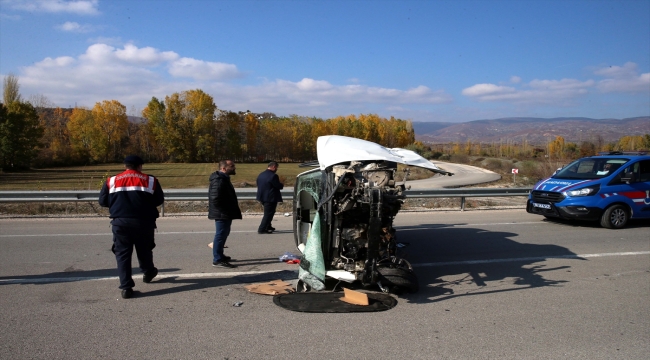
[1,211,648,359]
[408,162,502,189]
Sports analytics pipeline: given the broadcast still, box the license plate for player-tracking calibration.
[533,203,551,209]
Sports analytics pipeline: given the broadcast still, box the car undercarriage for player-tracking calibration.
[293,136,452,294]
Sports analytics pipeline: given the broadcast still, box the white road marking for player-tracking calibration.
[415,251,650,267]
[0,221,547,238]
[0,269,293,284]
[0,230,253,238]
[1,251,647,285]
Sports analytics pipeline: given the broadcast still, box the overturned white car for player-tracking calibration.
[293,136,453,294]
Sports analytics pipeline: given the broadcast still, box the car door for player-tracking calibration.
[606,160,650,219]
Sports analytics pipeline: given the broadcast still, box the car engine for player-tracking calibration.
[326,161,413,289]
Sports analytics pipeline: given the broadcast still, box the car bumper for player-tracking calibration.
[526,200,602,221]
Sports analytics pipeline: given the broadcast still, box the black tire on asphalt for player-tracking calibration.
[600,204,629,229]
[377,266,419,293]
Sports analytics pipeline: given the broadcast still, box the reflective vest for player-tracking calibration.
[108,170,156,194]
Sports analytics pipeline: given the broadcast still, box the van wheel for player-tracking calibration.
[600,204,629,229]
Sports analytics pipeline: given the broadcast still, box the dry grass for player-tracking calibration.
[0,163,308,190]
[0,162,454,216]
[0,162,436,191]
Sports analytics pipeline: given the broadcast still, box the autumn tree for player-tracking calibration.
[0,75,43,169]
[2,73,21,104]
[616,135,646,151]
[144,90,217,162]
[91,100,128,162]
[67,107,95,161]
[547,136,565,160]
[243,112,260,161]
[217,111,243,161]
[36,107,73,165]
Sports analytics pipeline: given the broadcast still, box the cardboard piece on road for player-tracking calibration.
[339,288,369,306]
[244,280,295,296]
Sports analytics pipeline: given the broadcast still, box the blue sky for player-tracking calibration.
[1,0,648,122]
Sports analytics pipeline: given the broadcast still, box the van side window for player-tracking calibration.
[639,160,650,182]
[610,162,639,185]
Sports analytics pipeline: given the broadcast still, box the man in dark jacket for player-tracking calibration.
[256,161,283,234]
[208,159,242,268]
[99,155,164,299]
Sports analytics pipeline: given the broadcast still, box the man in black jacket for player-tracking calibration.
[256,161,283,234]
[99,155,164,299]
[208,159,242,268]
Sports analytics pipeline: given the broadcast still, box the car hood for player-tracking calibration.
[316,135,451,174]
[533,177,600,192]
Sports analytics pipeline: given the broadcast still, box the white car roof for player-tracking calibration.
[316,135,447,174]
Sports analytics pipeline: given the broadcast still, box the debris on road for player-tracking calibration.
[279,252,299,262]
[339,288,369,306]
[244,280,295,296]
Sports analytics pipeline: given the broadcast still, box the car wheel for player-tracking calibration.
[600,204,629,229]
[377,266,419,293]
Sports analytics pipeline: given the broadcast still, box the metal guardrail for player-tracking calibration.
[0,187,532,213]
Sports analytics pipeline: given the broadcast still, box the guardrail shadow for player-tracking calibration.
[395,224,584,304]
[0,268,181,285]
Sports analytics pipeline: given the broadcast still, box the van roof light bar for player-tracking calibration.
[597,151,647,156]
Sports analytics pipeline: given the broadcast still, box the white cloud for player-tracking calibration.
[265,79,451,106]
[3,0,100,15]
[87,36,123,46]
[168,57,242,81]
[56,21,93,32]
[462,78,593,103]
[13,42,453,118]
[463,62,649,105]
[462,84,516,97]
[594,62,650,93]
[0,13,21,20]
[115,44,178,65]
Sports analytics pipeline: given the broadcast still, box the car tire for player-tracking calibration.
[600,204,629,229]
[377,266,419,293]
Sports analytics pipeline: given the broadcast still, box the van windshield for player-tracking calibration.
[553,158,629,180]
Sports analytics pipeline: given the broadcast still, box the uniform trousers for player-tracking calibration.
[112,225,156,290]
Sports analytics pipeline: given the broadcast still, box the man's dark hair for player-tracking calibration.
[123,155,144,170]
[219,159,233,170]
[268,161,278,168]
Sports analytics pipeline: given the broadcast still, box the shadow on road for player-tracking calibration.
[541,217,650,229]
[395,224,584,304]
[0,268,180,285]
[133,270,298,298]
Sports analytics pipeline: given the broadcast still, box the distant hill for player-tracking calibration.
[413,116,650,144]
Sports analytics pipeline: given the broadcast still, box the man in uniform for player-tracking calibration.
[208,159,242,268]
[99,155,164,299]
[256,161,283,234]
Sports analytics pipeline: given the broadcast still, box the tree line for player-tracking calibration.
[2,74,648,171]
[408,134,650,162]
[1,76,415,169]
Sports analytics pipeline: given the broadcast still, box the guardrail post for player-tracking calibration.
[461,197,465,211]
[161,202,165,217]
